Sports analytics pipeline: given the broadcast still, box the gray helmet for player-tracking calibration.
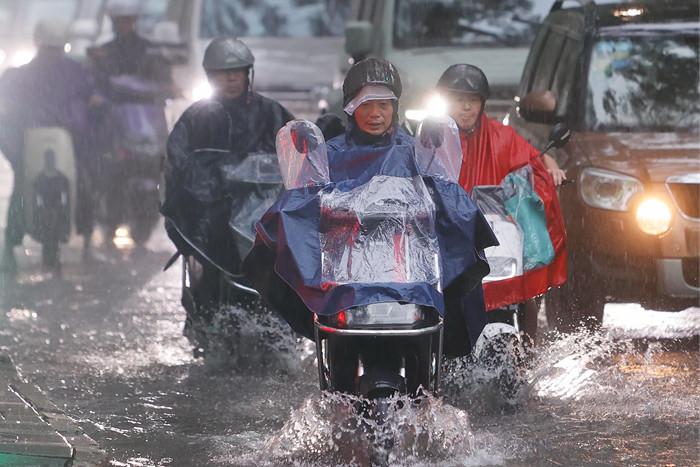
[202,37,255,71]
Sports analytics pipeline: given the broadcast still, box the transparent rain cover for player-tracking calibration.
[414,116,462,183]
[319,175,441,287]
[276,120,329,189]
[221,152,282,185]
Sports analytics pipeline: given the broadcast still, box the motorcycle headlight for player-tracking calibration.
[333,303,426,329]
[191,80,213,101]
[635,198,672,235]
[11,48,35,67]
[579,168,643,211]
[405,94,448,122]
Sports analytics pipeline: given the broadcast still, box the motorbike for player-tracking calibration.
[245,118,497,464]
[170,150,284,357]
[468,123,572,395]
[99,74,169,247]
[21,127,76,272]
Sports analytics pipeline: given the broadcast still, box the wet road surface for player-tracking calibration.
[0,160,698,466]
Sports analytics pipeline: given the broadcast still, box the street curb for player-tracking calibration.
[0,353,108,466]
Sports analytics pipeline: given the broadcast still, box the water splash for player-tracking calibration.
[221,391,475,466]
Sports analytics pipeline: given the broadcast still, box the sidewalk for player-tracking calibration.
[0,353,107,466]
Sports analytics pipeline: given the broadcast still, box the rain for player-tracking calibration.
[0,1,698,466]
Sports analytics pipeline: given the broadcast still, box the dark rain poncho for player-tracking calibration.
[161,93,294,272]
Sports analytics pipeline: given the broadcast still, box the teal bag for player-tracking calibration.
[502,166,555,271]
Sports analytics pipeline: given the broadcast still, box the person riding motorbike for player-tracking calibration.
[88,0,175,247]
[245,58,498,358]
[162,37,293,352]
[436,64,568,343]
[0,19,102,276]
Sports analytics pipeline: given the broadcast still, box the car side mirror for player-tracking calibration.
[519,90,557,124]
[345,21,373,60]
[548,123,572,149]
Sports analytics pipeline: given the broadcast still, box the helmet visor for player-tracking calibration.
[343,85,397,115]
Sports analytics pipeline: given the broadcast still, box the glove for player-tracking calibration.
[419,119,445,149]
[290,121,319,153]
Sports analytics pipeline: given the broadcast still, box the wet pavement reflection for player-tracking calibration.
[0,210,697,465]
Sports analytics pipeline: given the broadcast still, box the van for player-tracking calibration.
[327,0,555,126]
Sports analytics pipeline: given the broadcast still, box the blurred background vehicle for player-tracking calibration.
[0,0,81,73]
[506,0,700,331]
[66,0,352,124]
[325,0,556,130]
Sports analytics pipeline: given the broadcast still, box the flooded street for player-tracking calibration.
[0,234,697,465]
[0,158,698,466]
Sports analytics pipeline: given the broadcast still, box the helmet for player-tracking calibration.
[436,64,490,101]
[202,37,255,71]
[105,0,141,17]
[342,58,402,108]
[34,19,69,48]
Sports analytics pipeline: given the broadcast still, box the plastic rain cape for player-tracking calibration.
[245,119,497,337]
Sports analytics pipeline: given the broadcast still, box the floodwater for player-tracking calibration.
[0,162,698,466]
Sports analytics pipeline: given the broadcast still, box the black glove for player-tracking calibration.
[419,119,445,149]
[290,121,319,153]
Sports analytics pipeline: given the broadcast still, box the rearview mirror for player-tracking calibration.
[519,90,557,124]
[548,123,572,149]
[345,21,373,60]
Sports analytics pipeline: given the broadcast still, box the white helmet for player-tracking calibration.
[34,19,69,48]
[105,0,141,17]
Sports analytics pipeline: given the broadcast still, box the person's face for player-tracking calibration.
[448,92,483,131]
[208,69,248,99]
[111,16,137,37]
[354,99,394,135]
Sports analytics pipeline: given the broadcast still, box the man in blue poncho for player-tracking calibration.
[245,58,497,357]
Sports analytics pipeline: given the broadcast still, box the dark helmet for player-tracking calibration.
[342,58,402,107]
[202,37,255,71]
[436,64,490,101]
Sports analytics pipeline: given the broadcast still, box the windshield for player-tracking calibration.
[199,0,351,38]
[136,0,171,37]
[586,31,700,132]
[0,0,78,37]
[393,0,554,49]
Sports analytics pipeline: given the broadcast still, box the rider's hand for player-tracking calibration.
[419,120,445,149]
[548,167,567,186]
[543,153,566,186]
[290,121,319,153]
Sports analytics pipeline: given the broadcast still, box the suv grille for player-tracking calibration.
[668,183,700,219]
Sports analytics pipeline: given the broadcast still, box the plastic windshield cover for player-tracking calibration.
[220,152,282,185]
[414,116,462,183]
[319,174,442,288]
[276,120,329,189]
[471,164,555,282]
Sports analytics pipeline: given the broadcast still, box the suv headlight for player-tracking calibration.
[636,198,672,235]
[579,168,643,211]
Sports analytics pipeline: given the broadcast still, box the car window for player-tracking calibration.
[518,24,550,96]
[199,0,351,38]
[586,32,699,132]
[393,0,555,49]
[551,36,582,115]
[529,30,566,93]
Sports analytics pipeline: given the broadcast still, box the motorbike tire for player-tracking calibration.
[365,397,395,467]
[545,251,605,333]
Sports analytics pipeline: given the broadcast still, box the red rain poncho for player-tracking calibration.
[459,114,567,311]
